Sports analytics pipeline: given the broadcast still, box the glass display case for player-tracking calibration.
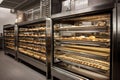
[17,18,51,79]
[53,13,111,80]
[18,23,46,62]
[3,25,16,57]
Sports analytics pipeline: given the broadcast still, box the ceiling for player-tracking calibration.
[0,0,39,10]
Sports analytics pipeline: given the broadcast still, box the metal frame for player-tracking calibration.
[3,25,17,59]
[51,1,117,80]
[51,67,89,80]
[18,52,46,71]
[112,1,120,80]
[17,18,52,80]
[51,13,113,80]
[46,18,52,79]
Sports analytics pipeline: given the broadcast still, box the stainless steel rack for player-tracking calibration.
[50,1,120,80]
[51,11,113,80]
[51,1,120,80]
[3,25,17,58]
[17,18,52,79]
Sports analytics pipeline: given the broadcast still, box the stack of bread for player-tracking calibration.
[19,48,46,61]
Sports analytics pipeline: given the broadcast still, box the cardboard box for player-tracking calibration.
[62,0,71,12]
[16,11,26,23]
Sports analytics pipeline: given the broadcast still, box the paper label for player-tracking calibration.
[75,0,88,10]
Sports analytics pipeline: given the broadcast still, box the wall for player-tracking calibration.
[0,7,16,33]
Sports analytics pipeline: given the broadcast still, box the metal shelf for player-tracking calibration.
[55,50,109,62]
[19,52,46,63]
[17,18,46,26]
[19,41,46,46]
[51,67,88,80]
[4,35,14,37]
[19,47,46,54]
[55,46,109,58]
[4,39,15,41]
[52,65,108,80]
[55,26,109,32]
[3,25,14,29]
[19,36,46,38]
[19,30,45,32]
[55,59,108,73]
[18,53,46,72]
[55,39,109,47]
[5,48,16,57]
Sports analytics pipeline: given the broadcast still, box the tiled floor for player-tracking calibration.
[0,51,46,80]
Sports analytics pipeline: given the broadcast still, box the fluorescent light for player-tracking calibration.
[0,0,3,4]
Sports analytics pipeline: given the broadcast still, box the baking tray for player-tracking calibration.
[55,26,109,32]
[55,58,109,74]
[55,39,110,47]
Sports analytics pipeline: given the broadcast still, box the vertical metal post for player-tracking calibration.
[51,20,54,80]
[15,24,18,60]
[116,1,120,80]
[49,0,51,17]
[112,0,120,80]
[40,1,42,18]
[46,18,52,80]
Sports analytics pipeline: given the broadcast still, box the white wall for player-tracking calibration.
[0,7,16,33]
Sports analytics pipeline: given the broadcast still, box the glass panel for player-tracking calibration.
[54,13,111,79]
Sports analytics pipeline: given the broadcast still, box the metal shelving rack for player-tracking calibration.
[17,18,52,79]
[52,13,111,80]
[51,0,119,80]
[3,25,17,58]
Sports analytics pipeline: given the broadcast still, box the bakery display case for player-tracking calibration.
[52,13,112,80]
[17,18,52,79]
[18,23,46,62]
[3,25,17,57]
